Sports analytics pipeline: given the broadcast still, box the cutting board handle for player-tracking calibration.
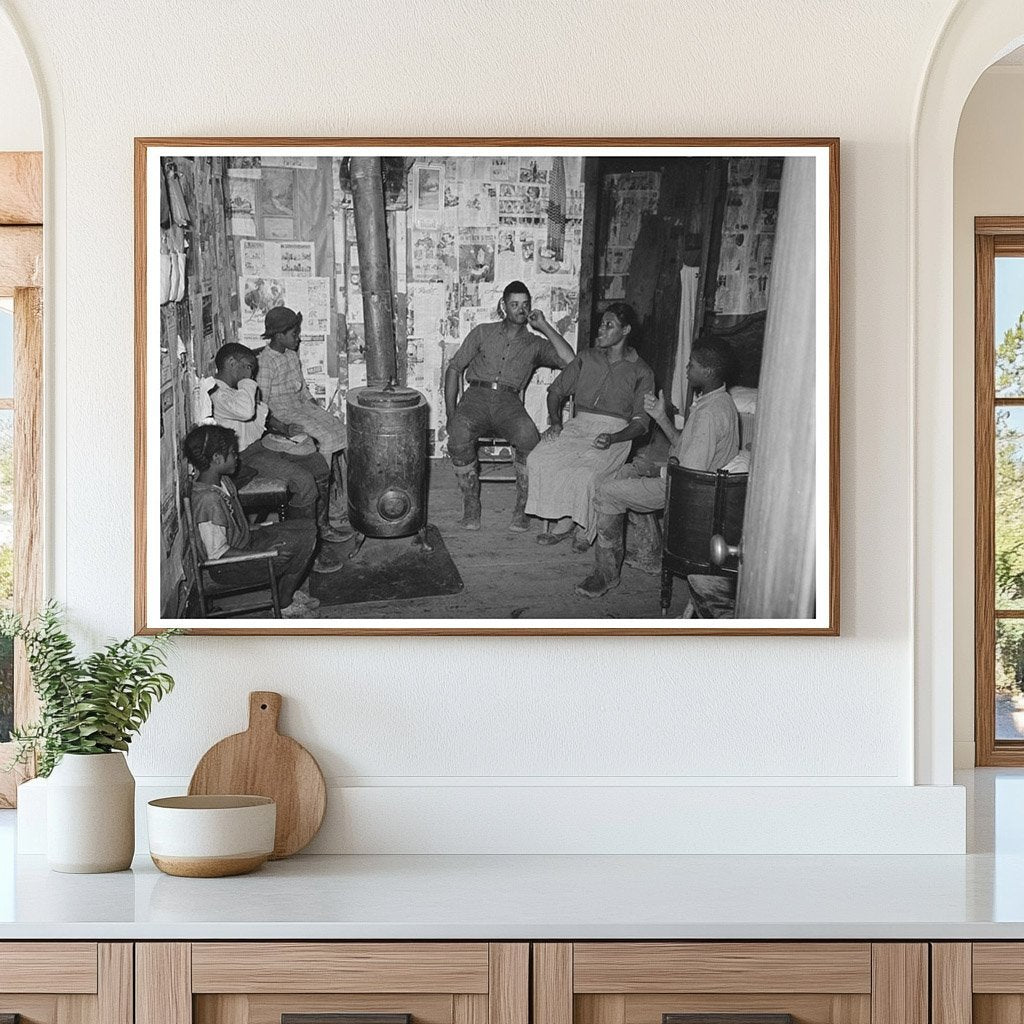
[248,691,282,734]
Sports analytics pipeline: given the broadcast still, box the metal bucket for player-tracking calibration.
[345,384,428,538]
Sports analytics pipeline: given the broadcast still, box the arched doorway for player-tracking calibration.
[914,2,1024,785]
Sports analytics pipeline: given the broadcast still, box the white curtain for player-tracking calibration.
[671,266,700,410]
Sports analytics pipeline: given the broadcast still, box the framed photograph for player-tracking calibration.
[135,138,838,635]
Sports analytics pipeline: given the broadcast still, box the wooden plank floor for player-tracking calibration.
[316,459,686,620]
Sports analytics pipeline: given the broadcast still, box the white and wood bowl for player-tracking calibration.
[147,795,276,877]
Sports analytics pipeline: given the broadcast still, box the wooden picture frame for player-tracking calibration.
[135,138,839,636]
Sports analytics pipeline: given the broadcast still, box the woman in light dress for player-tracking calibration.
[526,303,655,549]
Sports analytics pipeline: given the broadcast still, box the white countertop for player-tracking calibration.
[0,849,1021,940]
[1,769,1022,941]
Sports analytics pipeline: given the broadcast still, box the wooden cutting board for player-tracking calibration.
[188,691,326,859]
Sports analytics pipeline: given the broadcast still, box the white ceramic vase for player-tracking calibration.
[46,752,135,873]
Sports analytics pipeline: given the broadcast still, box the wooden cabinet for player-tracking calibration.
[925,943,1024,1024]
[0,938,941,1024]
[136,944,528,1024]
[932,943,1022,1024]
[0,943,132,1024]
[532,944,928,1024]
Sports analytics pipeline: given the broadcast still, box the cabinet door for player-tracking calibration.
[0,943,131,1024]
[533,944,928,1024]
[137,943,528,1024]
[940,943,1024,1024]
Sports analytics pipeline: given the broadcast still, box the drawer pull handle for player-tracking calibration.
[665,1016,795,1024]
[283,1016,411,1024]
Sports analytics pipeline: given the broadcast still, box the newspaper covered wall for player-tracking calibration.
[225,155,585,458]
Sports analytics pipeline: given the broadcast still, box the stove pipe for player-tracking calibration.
[350,157,397,386]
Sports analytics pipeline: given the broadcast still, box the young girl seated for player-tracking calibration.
[182,424,319,619]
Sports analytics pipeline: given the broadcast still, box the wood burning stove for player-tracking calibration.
[346,383,428,539]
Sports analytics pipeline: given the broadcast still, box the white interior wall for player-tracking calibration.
[952,65,1024,768]
[0,0,975,853]
[0,12,39,152]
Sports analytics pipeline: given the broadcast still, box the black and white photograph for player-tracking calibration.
[137,140,838,635]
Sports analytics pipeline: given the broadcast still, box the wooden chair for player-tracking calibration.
[182,493,283,618]
[477,434,517,483]
[473,386,574,484]
[455,376,525,484]
[233,464,290,522]
[660,459,748,617]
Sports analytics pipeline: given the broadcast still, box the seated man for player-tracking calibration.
[575,340,740,599]
[183,424,319,619]
[444,281,574,532]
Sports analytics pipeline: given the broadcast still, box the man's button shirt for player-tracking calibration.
[448,320,565,392]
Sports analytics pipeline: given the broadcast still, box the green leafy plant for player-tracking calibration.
[1,603,179,777]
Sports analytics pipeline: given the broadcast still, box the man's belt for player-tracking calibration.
[468,380,519,394]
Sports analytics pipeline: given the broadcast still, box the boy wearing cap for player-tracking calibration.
[257,306,349,533]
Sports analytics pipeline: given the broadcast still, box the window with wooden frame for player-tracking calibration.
[0,151,44,806]
[974,217,1024,765]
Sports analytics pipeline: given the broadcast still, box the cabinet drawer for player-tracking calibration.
[0,942,98,993]
[973,944,1024,992]
[0,943,130,1024]
[534,943,926,1024]
[191,943,490,993]
[572,944,871,994]
[139,942,528,1024]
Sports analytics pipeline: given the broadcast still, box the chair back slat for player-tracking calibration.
[180,492,208,616]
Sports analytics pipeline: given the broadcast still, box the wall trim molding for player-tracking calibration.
[123,773,925,788]
[17,778,967,856]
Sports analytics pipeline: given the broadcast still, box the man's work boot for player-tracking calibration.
[317,477,355,543]
[455,464,482,530]
[624,512,662,575]
[509,460,530,532]
[289,502,343,572]
[289,501,348,544]
[313,542,345,574]
[574,513,624,598]
[570,527,591,553]
[318,501,355,543]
